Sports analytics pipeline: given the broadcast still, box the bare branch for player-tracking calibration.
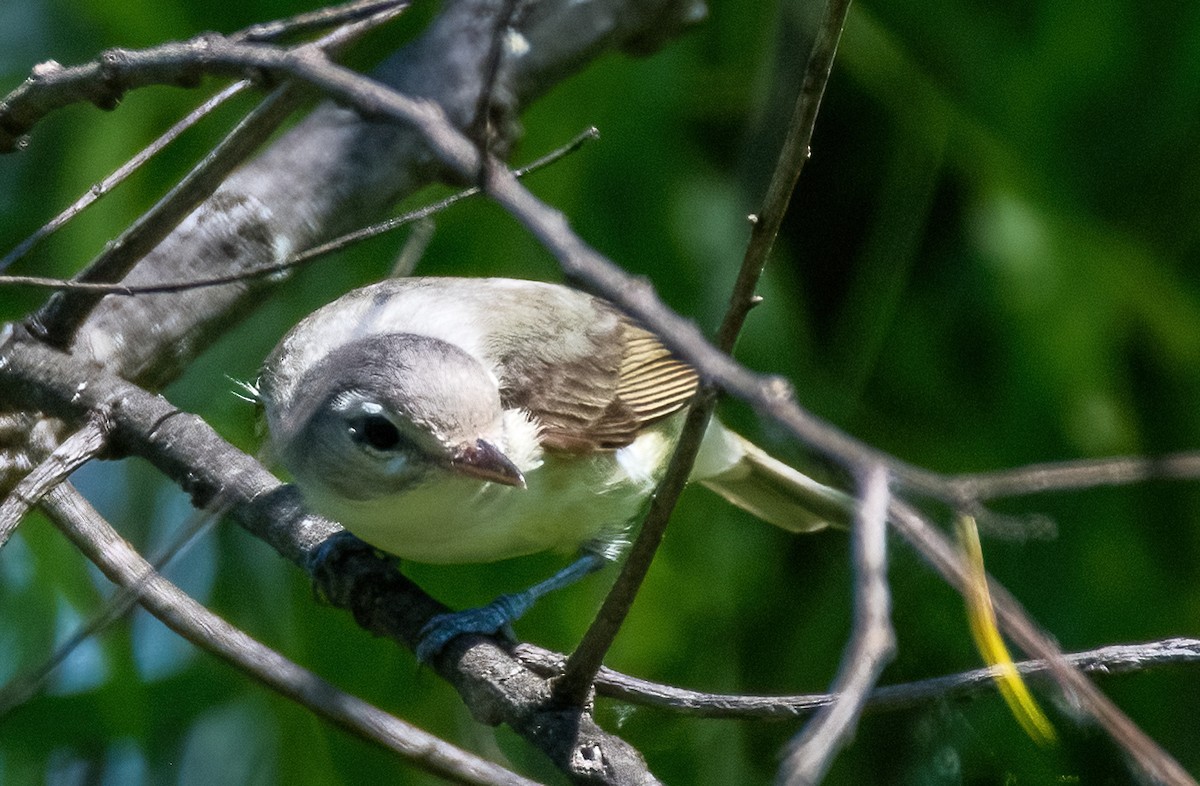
[551,0,852,704]
[887,500,1196,786]
[516,637,1200,720]
[779,465,894,786]
[28,83,308,347]
[714,0,849,353]
[4,0,702,397]
[946,451,1200,502]
[0,2,409,151]
[4,2,1192,780]
[0,126,599,297]
[552,390,718,706]
[0,505,222,717]
[29,7,404,349]
[234,0,412,43]
[0,80,252,274]
[466,0,523,169]
[37,483,537,786]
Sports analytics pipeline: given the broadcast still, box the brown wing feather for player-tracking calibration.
[498,305,698,453]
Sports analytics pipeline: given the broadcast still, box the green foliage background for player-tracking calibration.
[2,0,1200,783]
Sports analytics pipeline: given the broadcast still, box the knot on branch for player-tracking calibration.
[0,102,22,153]
[96,49,131,110]
[762,374,795,404]
[29,60,65,82]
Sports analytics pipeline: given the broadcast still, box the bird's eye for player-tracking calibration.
[348,414,404,452]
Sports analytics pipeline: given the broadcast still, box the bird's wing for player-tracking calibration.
[497,307,698,453]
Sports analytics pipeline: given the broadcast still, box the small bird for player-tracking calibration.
[258,277,849,659]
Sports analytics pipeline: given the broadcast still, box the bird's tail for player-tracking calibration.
[693,422,851,532]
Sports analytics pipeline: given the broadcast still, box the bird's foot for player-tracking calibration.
[415,592,533,662]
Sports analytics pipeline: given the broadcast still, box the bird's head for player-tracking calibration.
[268,333,527,506]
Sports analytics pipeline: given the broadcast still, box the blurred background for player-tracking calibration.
[2,0,1200,783]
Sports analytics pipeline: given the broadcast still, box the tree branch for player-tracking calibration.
[0,80,252,275]
[3,1,1195,781]
[3,0,704,392]
[28,6,405,351]
[515,637,1200,720]
[0,417,107,545]
[0,126,598,297]
[38,483,538,786]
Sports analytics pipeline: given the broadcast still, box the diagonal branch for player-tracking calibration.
[552,0,853,705]
[887,500,1196,786]
[0,80,252,275]
[3,2,1195,781]
[38,483,537,786]
[29,6,405,348]
[6,0,704,396]
[0,126,598,297]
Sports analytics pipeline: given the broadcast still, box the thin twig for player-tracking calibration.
[389,219,435,278]
[551,0,852,705]
[779,465,894,786]
[0,80,252,274]
[27,82,308,347]
[491,145,1195,778]
[28,7,404,347]
[516,637,1200,720]
[468,0,522,180]
[0,4,410,152]
[887,500,1196,786]
[945,451,1200,501]
[0,126,599,296]
[551,389,718,705]
[0,502,223,718]
[3,6,1192,780]
[37,483,537,786]
[714,0,848,353]
[234,0,410,43]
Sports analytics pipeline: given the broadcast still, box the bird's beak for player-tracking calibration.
[449,439,526,488]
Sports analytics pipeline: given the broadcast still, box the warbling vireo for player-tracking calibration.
[258,277,849,658]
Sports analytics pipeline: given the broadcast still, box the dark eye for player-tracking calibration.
[348,414,403,452]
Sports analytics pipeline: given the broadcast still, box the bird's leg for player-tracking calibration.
[416,552,608,662]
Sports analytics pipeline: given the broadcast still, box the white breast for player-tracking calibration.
[304,418,680,564]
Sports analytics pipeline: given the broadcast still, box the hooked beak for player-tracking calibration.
[449,439,526,488]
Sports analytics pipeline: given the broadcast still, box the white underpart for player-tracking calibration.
[307,416,682,565]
